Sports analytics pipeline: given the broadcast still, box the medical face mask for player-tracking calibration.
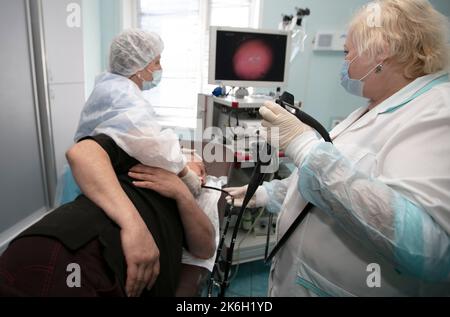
[340,56,382,97]
[142,69,163,91]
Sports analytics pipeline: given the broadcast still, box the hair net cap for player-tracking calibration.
[109,29,164,77]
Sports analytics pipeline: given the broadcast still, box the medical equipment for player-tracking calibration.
[208,26,292,98]
[313,32,347,52]
[214,91,332,297]
[279,8,310,31]
[204,186,234,296]
[212,86,226,97]
[279,8,311,62]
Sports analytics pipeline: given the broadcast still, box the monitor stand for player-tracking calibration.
[235,87,249,99]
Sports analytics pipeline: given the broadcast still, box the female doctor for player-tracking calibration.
[227,0,450,296]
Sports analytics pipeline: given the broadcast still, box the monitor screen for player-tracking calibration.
[209,27,291,88]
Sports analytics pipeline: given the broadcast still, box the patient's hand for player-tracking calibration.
[129,164,190,199]
[121,221,160,297]
[129,164,216,259]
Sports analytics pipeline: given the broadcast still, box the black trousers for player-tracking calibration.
[0,236,125,297]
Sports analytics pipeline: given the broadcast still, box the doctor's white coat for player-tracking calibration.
[265,71,450,297]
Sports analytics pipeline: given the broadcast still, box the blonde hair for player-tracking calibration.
[349,0,450,79]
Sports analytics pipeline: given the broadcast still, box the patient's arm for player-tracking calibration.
[129,164,216,259]
[67,140,141,228]
[66,140,160,297]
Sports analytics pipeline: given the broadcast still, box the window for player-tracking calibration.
[137,0,260,129]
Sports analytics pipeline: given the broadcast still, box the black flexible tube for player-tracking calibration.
[295,110,332,143]
[202,185,234,297]
[201,185,232,197]
[218,92,333,297]
[277,98,332,143]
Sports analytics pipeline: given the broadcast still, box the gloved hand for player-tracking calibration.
[259,101,311,151]
[180,167,202,197]
[224,185,268,208]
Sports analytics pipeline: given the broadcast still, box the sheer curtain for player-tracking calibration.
[137,0,260,129]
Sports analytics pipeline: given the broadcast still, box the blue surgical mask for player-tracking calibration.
[340,56,381,97]
[142,69,163,91]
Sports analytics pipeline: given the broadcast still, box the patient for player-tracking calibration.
[1,29,218,297]
[0,134,216,297]
[130,150,222,274]
[52,28,213,297]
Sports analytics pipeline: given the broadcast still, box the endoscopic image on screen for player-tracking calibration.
[215,31,287,82]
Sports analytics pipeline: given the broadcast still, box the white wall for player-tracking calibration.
[82,0,102,97]
[0,0,87,251]
[41,0,85,177]
[82,0,123,97]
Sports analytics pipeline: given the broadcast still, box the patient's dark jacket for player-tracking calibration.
[16,134,185,296]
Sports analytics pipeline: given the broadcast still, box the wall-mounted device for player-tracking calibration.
[279,7,310,31]
[313,31,347,52]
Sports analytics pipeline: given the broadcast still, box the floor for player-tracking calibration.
[226,260,271,297]
[203,260,270,297]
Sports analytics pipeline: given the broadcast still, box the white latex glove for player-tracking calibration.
[224,185,268,208]
[259,101,311,151]
[181,168,202,197]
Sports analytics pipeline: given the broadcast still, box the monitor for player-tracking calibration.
[208,26,291,88]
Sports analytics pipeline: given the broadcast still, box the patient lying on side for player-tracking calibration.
[0,135,217,297]
[129,149,222,274]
